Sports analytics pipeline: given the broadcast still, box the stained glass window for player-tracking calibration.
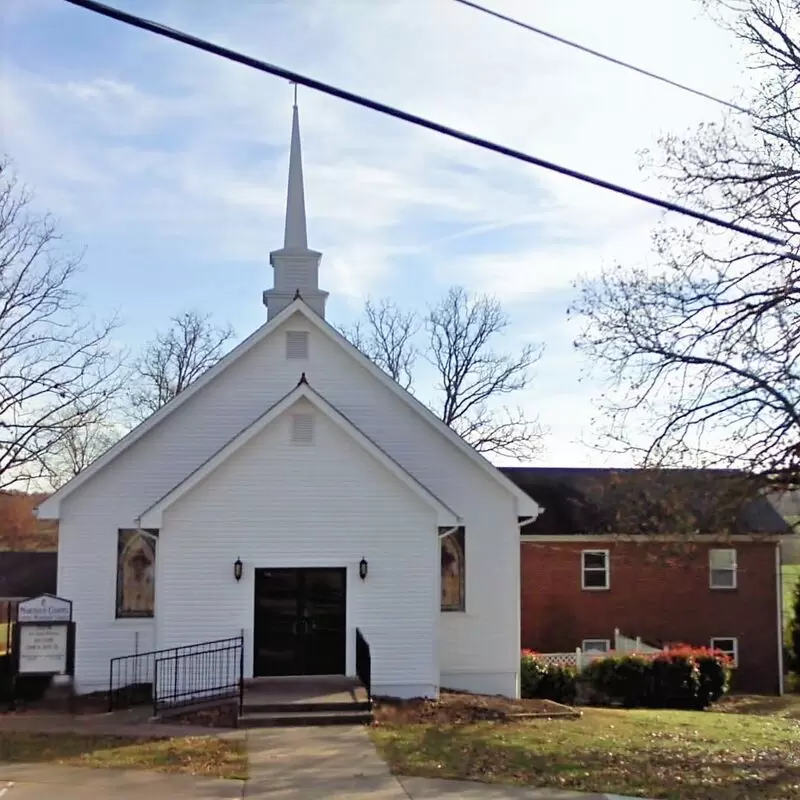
[441,527,465,612]
[116,529,157,618]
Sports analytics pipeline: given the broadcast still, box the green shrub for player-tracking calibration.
[696,651,732,707]
[520,649,548,698]
[791,580,800,675]
[579,645,732,710]
[650,650,701,708]
[584,653,653,707]
[520,650,577,704]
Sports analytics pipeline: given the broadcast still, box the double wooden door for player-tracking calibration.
[253,567,346,677]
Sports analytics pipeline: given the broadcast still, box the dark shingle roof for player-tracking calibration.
[501,467,791,537]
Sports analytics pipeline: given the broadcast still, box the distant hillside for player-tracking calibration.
[0,492,58,551]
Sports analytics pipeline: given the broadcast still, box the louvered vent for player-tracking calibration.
[291,413,314,444]
[285,331,309,359]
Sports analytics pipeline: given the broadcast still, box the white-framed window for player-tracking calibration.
[582,639,611,653]
[710,637,738,667]
[581,549,610,590]
[709,548,737,589]
[285,330,309,360]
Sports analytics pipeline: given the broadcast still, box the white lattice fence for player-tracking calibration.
[533,652,578,669]
[529,649,607,671]
[529,631,664,672]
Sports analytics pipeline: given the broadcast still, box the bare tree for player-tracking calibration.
[0,159,123,491]
[339,298,418,390]
[42,402,123,488]
[129,310,234,421]
[427,287,543,459]
[573,0,800,486]
[345,286,544,459]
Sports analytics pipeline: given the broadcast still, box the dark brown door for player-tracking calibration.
[253,568,346,677]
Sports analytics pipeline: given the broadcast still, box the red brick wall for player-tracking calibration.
[521,539,782,694]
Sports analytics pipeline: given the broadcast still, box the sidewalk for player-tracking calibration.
[0,764,242,799]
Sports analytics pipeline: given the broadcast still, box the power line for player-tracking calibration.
[61,0,791,255]
[451,0,751,116]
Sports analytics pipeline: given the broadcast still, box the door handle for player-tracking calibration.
[293,618,311,635]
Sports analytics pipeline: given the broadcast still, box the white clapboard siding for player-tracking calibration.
[58,310,522,696]
[156,399,439,697]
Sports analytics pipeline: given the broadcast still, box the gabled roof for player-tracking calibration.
[39,299,539,520]
[502,467,790,536]
[137,380,460,528]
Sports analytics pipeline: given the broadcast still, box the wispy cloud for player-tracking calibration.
[2,0,749,463]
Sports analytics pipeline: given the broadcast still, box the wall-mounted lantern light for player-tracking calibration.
[359,557,368,581]
[233,557,243,583]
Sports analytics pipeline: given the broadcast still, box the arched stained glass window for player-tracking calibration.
[441,527,465,612]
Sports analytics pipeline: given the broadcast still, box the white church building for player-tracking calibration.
[37,105,541,700]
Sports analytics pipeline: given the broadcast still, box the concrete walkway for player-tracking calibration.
[0,764,242,799]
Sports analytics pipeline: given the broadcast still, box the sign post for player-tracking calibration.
[11,594,75,710]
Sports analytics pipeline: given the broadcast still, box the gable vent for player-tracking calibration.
[285,331,309,360]
[291,413,314,444]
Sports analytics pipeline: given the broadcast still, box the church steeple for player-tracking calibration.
[263,96,328,320]
[283,102,308,251]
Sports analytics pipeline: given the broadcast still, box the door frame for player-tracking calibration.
[252,566,348,678]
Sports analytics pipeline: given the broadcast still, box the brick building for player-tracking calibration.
[503,468,792,695]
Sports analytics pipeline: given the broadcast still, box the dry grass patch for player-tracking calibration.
[371,705,800,799]
[374,691,576,725]
[0,731,246,779]
[714,693,800,720]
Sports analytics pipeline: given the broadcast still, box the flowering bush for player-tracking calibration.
[520,649,577,704]
[582,644,732,709]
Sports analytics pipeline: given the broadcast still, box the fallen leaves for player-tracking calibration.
[371,704,800,799]
[0,731,247,779]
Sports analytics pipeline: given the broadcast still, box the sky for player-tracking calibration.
[0,0,751,466]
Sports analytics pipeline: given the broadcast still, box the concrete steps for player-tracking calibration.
[239,707,373,728]
[239,676,373,728]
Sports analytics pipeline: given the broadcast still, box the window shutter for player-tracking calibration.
[285,331,309,360]
[291,413,314,444]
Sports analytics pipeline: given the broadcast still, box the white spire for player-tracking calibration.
[264,92,328,320]
[283,101,308,251]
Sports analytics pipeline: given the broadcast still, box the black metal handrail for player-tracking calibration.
[109,636,244,713]
[355,627,372,704]
[153,636,243,715]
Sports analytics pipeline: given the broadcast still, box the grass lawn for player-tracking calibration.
[371,703,800,799]
[785,564,800,629]
[0,732,247,780]
[715,692,800,720]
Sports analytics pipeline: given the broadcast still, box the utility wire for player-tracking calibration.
[451,0,751,116]
[61,0,793,256]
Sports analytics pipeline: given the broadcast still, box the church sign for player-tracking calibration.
[17,624,70,675]
[13,594,75,678]
[18,594,72,623]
